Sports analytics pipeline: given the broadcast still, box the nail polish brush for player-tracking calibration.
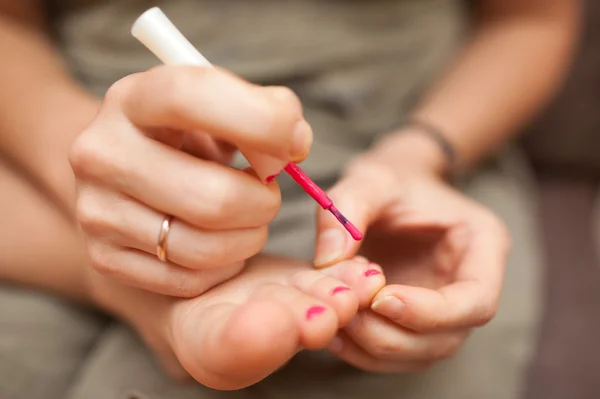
[131,7,362,240]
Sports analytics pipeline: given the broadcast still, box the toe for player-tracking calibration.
[289,270,359,326]
[320,257,386,308]
[172,300,298,390]
[251,284,339,349]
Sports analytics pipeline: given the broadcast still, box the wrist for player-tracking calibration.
[366,126,452,179]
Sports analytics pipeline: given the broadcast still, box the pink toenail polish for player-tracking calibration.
[332,286,350,295]
[306,306,326,320]
[364,269,381,277]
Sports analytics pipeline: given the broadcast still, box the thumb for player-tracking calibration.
[313,165,398,268]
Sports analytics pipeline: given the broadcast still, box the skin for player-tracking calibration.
[313,0,580,373]
[0,0,580,386]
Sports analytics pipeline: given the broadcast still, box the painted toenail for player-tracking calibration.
[331,286,350,295]
[306,306,326,320]
[364,269,381,277]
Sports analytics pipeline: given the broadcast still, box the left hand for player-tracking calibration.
[314,155,510,372]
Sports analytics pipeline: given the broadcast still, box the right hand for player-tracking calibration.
[69,65,313,297]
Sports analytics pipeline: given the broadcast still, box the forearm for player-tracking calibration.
[0,4,98,300]
[0,12,100,211]
[0,154,91,303]
[370,0,580,175]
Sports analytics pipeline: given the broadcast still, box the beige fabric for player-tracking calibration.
[0,1,542,398]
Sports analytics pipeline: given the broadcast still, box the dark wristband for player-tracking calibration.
[403,118,459,178]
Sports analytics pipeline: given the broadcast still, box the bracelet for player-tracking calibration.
[402,118,459,178]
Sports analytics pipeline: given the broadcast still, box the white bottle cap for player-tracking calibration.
[131,7,287,182]
[132,7,212,68]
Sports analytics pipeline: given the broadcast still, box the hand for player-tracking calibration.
[315,155,510,372]
[69,65,313,297]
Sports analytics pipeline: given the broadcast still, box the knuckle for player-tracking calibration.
[160,67,211,119]
[268,86,303,116]
[69,131,102,178]
[69,123,126,181]
[75,190,108,236]
[105,74,137,104]
[87,242,116,276]
[366,336,402,358]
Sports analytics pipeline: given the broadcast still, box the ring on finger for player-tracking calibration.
[157,215,173,262]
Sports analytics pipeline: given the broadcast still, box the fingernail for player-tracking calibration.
[371,296,405,319]
[331,286,350,295]
[354,256,369,264]
[306,306,326,321]
[291,120,313,161]
[364,269,381,277]
[314,229,347,267]
[265,171,281,183]
[328,336,343,353]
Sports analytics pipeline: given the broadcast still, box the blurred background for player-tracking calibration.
[522,0,600,397]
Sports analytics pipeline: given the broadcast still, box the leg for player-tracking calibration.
[0,156,108,399]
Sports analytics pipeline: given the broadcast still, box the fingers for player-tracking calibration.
[370,220,508,332]
[327,331,435,373]
[72,131,282,230]
[114,66,312,162]
[341,311,469,363]
[313,161,400,267]
[87,240,245,297]
[77,186,269,269]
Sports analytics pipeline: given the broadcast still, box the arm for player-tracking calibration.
[0,1,98,300]
[0,0,100,210]
[370,0,580,175]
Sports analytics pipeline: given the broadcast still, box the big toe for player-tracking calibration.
[173,300,298,390]
[171,280,341,390]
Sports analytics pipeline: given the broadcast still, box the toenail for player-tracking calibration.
[364,269,381,277]
[306,305,326,320]
[331,286,350,295]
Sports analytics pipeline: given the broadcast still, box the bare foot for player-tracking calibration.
[89,255,385,390]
